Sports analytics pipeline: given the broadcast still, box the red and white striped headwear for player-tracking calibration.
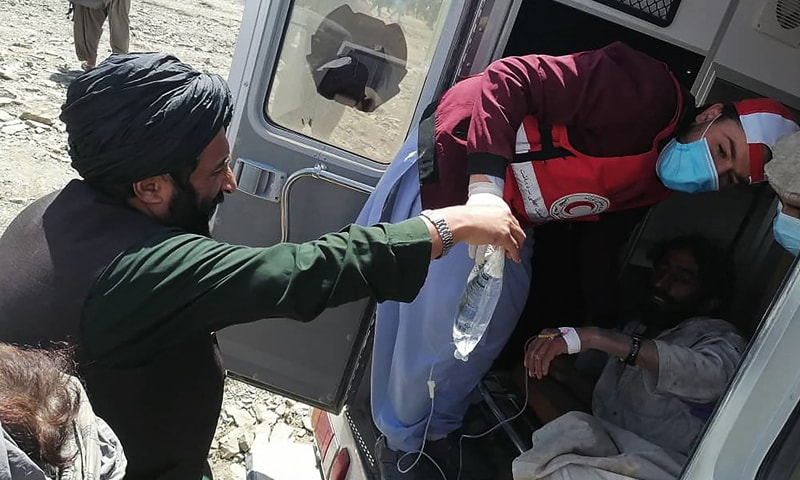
[734,99,799,183]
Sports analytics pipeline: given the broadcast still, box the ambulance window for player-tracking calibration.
[265,0,449,164]
[757,398,800,479]
[703,78,800,118]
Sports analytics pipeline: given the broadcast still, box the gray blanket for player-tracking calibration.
[512,412,684,480]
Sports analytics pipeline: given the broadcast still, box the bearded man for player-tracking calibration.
[516,234,745,480]
[0,53,524,480]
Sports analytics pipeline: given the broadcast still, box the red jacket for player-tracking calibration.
[418,42,693,226]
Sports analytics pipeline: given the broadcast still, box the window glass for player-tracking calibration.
[757,398,800,479]
[266,0,449,164]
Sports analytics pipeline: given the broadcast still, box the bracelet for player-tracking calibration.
[419,210,454,258]
[620,335,642,366]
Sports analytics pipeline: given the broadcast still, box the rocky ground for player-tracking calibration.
[213,378,317,479]
[0,1,318,478]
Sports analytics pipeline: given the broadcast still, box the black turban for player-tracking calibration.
[60,53,233,185]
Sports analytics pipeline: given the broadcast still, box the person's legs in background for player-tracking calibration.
[108,0,131,54]
[73,4,107,70]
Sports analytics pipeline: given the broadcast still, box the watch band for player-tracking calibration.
[620,335,642,366]
[419,210,454,258]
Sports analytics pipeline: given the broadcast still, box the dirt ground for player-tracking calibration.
[0,1,315,478]
[0,0,244,232]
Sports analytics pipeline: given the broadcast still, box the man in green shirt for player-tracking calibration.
[0,53,524,480]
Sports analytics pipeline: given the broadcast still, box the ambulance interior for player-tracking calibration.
[335,1,800,478]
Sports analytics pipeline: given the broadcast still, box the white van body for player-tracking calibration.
[216,0,800,478]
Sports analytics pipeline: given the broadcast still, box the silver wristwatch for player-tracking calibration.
[420,210,454,258]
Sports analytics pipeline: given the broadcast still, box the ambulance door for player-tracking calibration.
[211,0,519,412]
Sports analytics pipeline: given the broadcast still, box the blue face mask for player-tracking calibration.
[656,119,720,193]
[773,202,800,256]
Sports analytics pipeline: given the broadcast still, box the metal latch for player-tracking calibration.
[232,158,287,203]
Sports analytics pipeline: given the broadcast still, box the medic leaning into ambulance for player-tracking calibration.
[356,41,800,480]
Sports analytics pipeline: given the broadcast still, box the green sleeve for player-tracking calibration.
[82,218,432,366]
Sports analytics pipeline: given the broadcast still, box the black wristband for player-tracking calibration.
[620,335,642,366]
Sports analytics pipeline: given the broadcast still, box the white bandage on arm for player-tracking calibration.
[486,174,505,191]
[467,178,506,210]
[468,176,504,198]
[558,327,582,354]
[466,177,509,262]
[467,180,507,209]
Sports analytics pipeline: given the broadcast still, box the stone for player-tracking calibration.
[8,198,26,205]
[20,111,54,126]
[48,152,70,163]
[25,119,50,130]
[275,404,286,416]
[249,440,320,480]
[0,110,14,122]
[228,464,246,479]
[254,422,272,441]
[0,98,13,107]
[269,422,294,443]
[225,405,255,427]
[1,123,27,135]
[235,427,255,453]
[254,403,277,424]
[302,415,313,432]
[218,431,240,459]
[288,415,304,428]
